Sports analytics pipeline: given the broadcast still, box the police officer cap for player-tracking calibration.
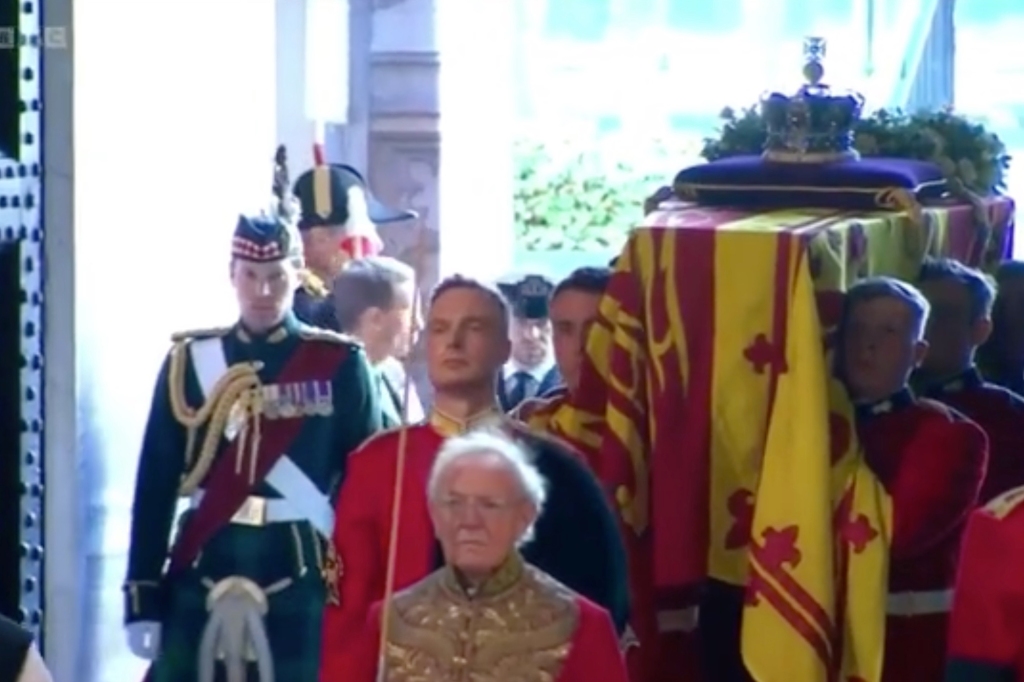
[497,274,555,319]
[292,163,416,231]
[232,214,300,263]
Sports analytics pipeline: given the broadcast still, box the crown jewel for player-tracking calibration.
[760,37,865,163]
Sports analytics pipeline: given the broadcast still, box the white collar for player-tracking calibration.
[503,358,555,383]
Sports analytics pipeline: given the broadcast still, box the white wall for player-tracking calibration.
[49,1,278,679]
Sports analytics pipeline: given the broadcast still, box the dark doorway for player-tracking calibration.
[0,241,20,619]
[0,0,44,645]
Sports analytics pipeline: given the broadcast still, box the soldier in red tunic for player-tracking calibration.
[839,277,988,682]
[945,486,1024,682]
[916,258,1024,502]
[978,260,1024,394]
[348,430,630,682]
[319,275,630,682]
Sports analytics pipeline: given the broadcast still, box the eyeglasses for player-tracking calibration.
[435,495,522,520]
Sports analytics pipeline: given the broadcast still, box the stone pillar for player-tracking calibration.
[364,0,516,401]
[365,0,440,290]
[366,0,518,283]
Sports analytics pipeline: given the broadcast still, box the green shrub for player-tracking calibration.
[513,136,699,252]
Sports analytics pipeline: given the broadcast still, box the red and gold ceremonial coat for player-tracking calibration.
[319,409,631,682]
[947,486,1024,682]
[345,558,629,682]
[858,390,988,682]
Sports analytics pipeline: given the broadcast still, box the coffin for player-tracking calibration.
[555,197,1015,679]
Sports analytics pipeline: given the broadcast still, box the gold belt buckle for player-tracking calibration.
[231,496,268,526]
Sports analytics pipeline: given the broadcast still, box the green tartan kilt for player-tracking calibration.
[151,521,328,682]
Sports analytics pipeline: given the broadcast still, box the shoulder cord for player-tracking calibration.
[167,341,265,495]
[297,268,328,297]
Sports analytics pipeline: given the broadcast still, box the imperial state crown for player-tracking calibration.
[760,37,865,163]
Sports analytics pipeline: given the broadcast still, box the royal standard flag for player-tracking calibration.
[553,200,1003,681]
[740,232,892,682]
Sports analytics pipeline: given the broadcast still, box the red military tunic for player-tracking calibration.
[512,392,701,682]
[924,366,1024,503]
[319,408,630,682]
[347,559,630,682]
[857,389,988,682]
[946,486,1024,681]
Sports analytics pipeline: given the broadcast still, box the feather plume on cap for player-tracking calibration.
[272,145,300,225]
[268,145,304,264]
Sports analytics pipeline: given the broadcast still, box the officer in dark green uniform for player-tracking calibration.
[291,159,416,330]
[122,212,383,681]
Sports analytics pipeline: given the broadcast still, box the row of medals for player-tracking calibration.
[225,381,334,440]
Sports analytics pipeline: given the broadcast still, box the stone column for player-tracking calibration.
[366,0,518,285]
[365,0,440,289]
[365,0,517,401]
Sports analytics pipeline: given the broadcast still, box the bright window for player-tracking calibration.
[954,0,1024,257]
[513,0,1013,275]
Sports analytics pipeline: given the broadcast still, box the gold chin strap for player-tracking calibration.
[168,342,265,495]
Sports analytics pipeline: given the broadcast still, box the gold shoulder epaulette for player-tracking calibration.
[297,326,362,346]
[169,326,232,343]
[982,485,1024,521]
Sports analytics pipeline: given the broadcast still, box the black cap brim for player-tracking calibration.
[367,196,418,224]
[335,164,417,225]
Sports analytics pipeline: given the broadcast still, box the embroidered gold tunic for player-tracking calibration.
[382,558,579,682]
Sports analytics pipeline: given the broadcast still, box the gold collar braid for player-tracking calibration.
[168,341,266,495]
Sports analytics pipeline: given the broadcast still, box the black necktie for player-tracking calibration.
[506,371,534,408]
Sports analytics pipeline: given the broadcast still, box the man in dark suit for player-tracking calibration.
[495,274,562,411]
[332,256,424,425]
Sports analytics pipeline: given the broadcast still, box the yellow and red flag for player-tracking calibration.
[554,199,1013,681]
[737,231,892,682]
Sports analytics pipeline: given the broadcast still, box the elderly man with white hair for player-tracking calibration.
[348,430,630,682]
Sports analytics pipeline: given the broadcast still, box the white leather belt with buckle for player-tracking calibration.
[190,491,310,527]
[886,589,953,616]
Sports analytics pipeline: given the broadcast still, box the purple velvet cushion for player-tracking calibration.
[674,155,946,211]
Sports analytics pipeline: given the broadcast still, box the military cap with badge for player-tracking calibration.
[498,274,556,320]
[496,273,561,411]
[232,212,302,265]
